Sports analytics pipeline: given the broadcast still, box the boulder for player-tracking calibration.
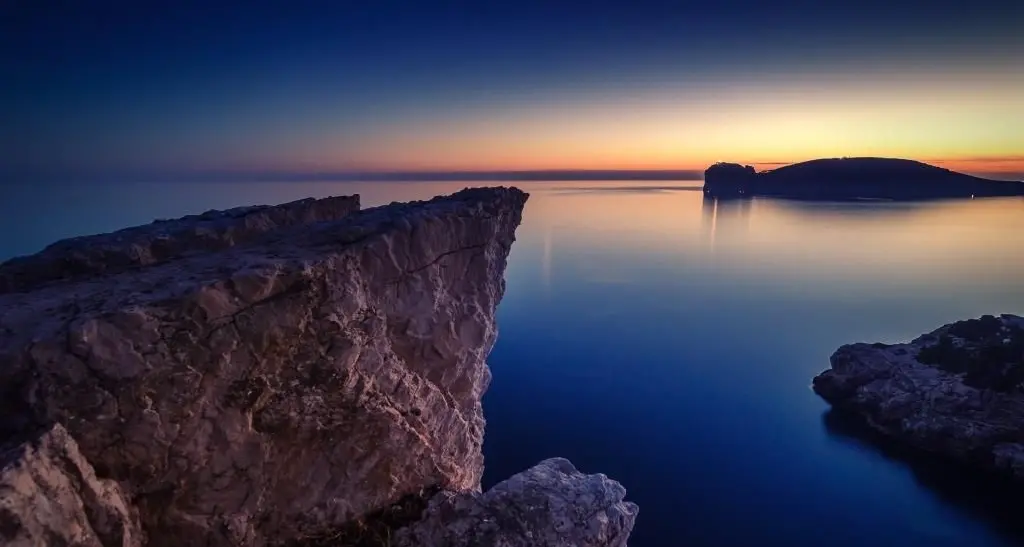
[395,458,638,547]
[0,424,143,547]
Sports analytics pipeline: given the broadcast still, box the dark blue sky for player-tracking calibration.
[3,0,1022,179]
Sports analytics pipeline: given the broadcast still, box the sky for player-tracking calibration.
[2,0,1023,181]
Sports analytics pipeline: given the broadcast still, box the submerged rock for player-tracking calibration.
[395,458,637,547]
[813,314,1024,477]
[0,188,636,546]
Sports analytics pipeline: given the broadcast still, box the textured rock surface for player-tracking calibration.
[0,194,359,294]
[0,424,143,547]
[813,313,1024,477]
[0,187,527,545]
[395,458,637,547]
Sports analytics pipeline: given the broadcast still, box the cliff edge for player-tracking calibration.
[0,188,637,546]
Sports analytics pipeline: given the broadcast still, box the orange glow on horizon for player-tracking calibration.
[198,68,1023,178]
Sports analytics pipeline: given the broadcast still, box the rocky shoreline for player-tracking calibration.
[813,314,1024,478]
[0,188,636,546]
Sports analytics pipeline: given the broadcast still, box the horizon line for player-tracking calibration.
[5,159,1023,184]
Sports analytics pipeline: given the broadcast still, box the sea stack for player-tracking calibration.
[0,188,637,546]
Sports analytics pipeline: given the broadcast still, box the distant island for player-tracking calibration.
[704,157,1024,199]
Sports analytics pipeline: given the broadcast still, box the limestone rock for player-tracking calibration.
[0,187,526,545]
[0,194,360,294]
[813,313,1024,477]
[0,424,143,547]
[394,458,638,547]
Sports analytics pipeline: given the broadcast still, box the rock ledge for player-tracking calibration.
[814,314,1024,477]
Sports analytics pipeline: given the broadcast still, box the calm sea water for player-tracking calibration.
[3,180,1024,546]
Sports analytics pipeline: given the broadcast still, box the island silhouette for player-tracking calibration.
[704,157,1024,200]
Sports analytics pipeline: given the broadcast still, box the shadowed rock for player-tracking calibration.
[394,458,637,547]
[0,195,360,294]
[0,424,143,547]
[813,314,1024,477]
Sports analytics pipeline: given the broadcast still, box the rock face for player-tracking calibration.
[703,158,1024,199]
[0,195,360,294]
[0,424,143,547]
[813,314,1024,477]
[395,458,637,547]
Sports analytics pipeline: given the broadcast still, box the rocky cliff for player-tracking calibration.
[0,187,636,546]
[813,314,1024,477]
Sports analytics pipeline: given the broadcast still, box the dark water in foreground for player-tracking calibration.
[3,180,1024,546]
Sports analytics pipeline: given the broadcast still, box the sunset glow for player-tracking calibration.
[4,2,1022,180]
[322,71,1024,175]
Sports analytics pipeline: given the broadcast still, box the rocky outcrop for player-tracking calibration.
[813,314,1024,477]
[395,458,637,547]
[0,424,143,547]
[702,163,757,197]
[0,195,360,294]
[0,188,637,546]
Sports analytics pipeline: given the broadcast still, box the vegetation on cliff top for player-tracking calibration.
[917,315,1024,392]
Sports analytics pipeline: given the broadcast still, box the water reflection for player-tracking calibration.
[548,185,704,194]
[772,198,931,215]
[822,409,1024,545]
[541,227,553,293]
[701,195,752,248]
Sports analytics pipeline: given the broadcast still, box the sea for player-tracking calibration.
[2,180,1023,546]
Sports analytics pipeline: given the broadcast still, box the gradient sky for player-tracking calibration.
[3,0,1023,180]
